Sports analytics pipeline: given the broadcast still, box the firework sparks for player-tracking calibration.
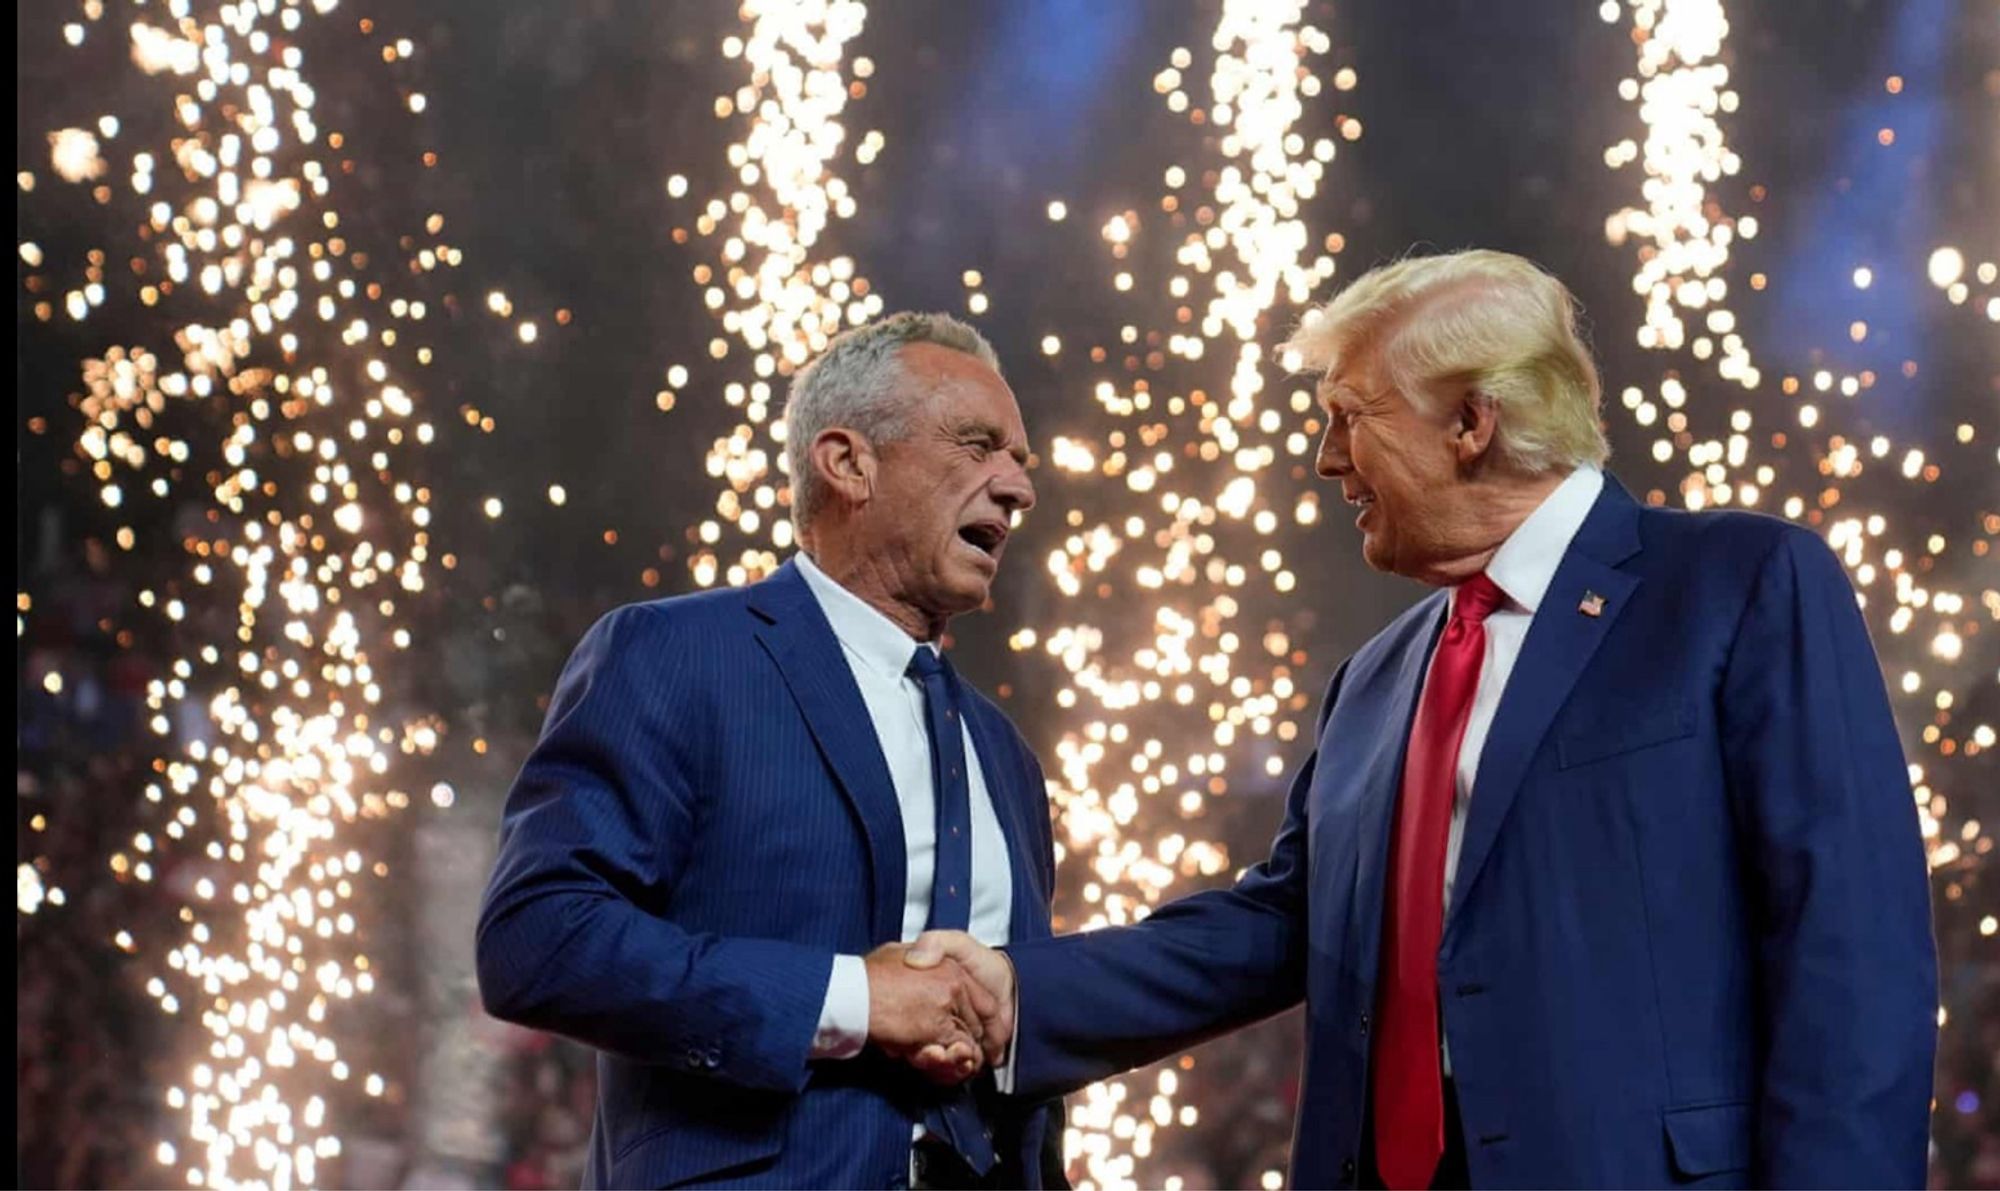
[1925,245,2000,321]
[22,2,457,1185]
[657,7,1343,1184]
[664,0,883,592]
[1603,0,1995,839]
[1027,6,1343,1187]
[1601,0,1761,389]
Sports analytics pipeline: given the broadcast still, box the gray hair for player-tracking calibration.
[783,311,1003,532]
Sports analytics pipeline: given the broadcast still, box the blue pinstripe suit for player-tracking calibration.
[476,560,1062,1189]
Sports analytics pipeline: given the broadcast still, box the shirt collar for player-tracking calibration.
[1466,465,1605,615]
[794,551,937,681]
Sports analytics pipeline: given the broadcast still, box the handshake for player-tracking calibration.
[864,931,1015,1085]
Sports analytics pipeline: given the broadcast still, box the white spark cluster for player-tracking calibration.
[23,2,457,1185]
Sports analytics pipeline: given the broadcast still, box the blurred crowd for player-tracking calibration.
[19,537,166,1189]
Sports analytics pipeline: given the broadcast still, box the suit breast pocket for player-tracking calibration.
[1555,697,1697,770]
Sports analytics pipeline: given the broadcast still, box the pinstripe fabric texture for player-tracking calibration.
[475,559,1059,1189]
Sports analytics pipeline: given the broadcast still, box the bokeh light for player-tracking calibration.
[1022,5,1343,1185]
[17,3,1993,1189]
[23,1,453,1185]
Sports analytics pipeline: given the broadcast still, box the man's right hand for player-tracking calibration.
[864,942,995,1085]
[903,930,1015,1071]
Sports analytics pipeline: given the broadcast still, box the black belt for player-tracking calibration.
[912,1131,1006,1191]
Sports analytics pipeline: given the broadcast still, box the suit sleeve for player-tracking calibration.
[1720,528,1938,1187]
[474,605,833,1094]
[1003,664,1344,1100]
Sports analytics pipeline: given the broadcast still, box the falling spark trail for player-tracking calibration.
[22,3,463,1185]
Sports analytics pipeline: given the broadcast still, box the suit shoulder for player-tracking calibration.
[1638,504,1836,572]
[1639,500,1792,552]
[566,587,764,678]
[594,584,758,637]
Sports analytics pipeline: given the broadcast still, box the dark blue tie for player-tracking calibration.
[905,646,995,1177]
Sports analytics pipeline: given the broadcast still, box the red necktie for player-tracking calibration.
[1373,573,1506,1190]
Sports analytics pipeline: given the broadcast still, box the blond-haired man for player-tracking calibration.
[913,250,1936,1188]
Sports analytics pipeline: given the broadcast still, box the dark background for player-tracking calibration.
[18,2,1998,1187]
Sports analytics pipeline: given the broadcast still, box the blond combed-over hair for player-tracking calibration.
[1283,249,1610,474]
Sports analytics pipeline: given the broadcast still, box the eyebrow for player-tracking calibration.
[1317,380,1359,410]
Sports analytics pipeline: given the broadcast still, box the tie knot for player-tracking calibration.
[906,645,947,681]
[1453,573,1506,625]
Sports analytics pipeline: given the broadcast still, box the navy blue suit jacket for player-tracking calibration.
[1006,476,1937,1189]
[476,560,1062,1189]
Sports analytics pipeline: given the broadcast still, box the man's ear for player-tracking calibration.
[1454,389,1500,468]
[810,427,876,511]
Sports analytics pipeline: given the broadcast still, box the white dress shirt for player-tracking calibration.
[794,552,1016,1062]
[1436,464,1603,1074]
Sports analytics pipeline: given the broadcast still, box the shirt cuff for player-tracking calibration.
[990,953,1018,1094]
[810,953,870,1061]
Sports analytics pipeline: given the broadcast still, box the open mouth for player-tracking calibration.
[956,520,1008,561]
[1345,489,1376,526]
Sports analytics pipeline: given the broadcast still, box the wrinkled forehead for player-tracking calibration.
[1313,338,1387,407]
[925,367,1029,441]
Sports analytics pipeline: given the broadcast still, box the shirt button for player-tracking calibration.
[948,885,959,897]
[950,826,962,838]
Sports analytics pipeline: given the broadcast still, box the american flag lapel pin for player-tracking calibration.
[1578,590,1606,618]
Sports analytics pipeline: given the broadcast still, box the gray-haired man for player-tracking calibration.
[477,313,1066,1188]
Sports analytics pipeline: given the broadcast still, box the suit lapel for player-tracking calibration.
[748,561,908,945]
[1350,596,1449,972]
[1444,479,1644,935]
[962,701,1050,944]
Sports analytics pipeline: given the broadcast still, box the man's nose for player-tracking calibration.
[993,458,1036,514]
[1315,425,1351,480]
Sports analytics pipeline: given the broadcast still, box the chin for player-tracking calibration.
[939,567,992,611]
[1366,545,1426,581]
[948,576,991,610]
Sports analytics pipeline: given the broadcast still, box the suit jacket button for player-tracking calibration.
[685,1049,703,1067]
[1359,1014,1369,1035]
[1341,1157,1357,1183]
